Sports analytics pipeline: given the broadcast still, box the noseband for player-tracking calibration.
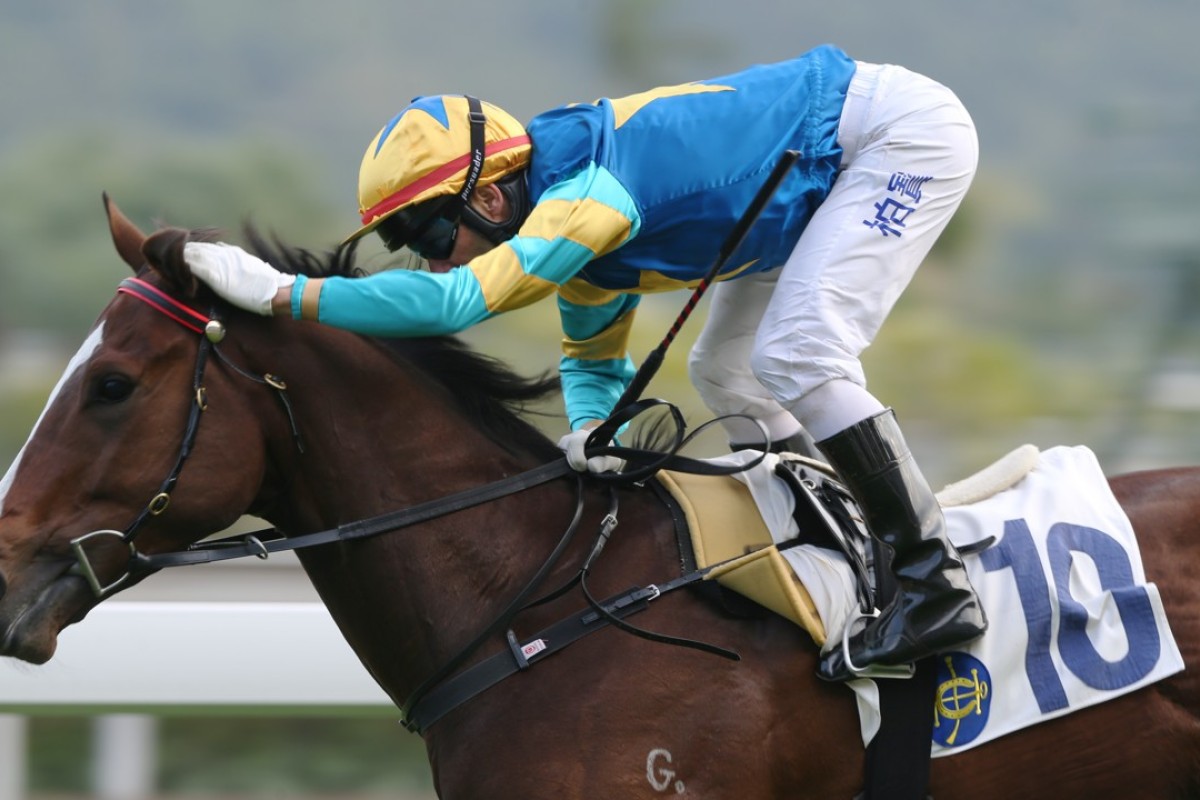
[68,276,302,597]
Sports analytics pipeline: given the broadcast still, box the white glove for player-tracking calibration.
[557,428,625,474]
[183,242,295,316]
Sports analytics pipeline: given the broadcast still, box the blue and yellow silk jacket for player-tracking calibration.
[294,44,857,428]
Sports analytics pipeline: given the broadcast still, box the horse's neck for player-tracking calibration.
[258,331,569,702]
[263,331,518,516]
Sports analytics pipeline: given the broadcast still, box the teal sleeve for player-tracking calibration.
[559,354,637,430]
[289,274,308,319]
[557,292,640,429]
[292,267,494,336]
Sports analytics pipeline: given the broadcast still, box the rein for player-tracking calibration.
[68,276,575,597]
[69,275,754,732]
[134,459,574,570]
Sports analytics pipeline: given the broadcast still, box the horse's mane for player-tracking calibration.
[242,227,564,462]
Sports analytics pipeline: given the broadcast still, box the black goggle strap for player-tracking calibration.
[458,95,486,206]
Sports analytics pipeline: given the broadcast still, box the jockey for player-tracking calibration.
[184,44,987,681]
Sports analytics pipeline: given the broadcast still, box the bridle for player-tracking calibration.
[63,273,760,731]
[67,275,576,599]
[67,276,303,597]
[64,274,603,724]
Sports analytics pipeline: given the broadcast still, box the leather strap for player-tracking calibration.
[133,459,575,573]
[404,572,710,733]
[861,659,938,800]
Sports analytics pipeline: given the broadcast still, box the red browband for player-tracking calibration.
[117,277,211,335]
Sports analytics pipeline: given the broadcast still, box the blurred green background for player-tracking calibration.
[3,1,1200,482]
[2,0,1199,796]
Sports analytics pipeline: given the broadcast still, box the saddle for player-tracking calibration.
[655,445,1042,647]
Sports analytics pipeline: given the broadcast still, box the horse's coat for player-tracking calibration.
[1,197,1199,798]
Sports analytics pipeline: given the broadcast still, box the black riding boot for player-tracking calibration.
[815,409,987,682]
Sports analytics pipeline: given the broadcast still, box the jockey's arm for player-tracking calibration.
[286,164,640,337]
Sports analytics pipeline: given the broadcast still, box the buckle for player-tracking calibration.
[69,529,136,598]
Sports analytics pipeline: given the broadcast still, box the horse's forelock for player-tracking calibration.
[141,226,221,298]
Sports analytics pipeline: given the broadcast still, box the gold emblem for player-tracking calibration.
[934,655,990,745]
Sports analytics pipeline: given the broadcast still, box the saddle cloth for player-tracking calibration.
[656,445,1185,756]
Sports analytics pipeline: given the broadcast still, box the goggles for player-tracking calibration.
[376,197,460,261]
[405,213,460,262]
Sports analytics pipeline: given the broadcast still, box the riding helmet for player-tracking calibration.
[344,95,532,246]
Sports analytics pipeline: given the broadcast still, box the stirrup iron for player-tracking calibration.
[838,609,917,680]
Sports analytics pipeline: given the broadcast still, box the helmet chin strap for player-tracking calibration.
[456,95,531,246]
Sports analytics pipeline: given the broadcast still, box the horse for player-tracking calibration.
[1,195,1199,799]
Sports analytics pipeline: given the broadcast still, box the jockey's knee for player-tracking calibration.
[750,338,876,435]
[748,342,803,408]
[688,345,735,401]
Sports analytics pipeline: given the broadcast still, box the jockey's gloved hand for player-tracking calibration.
[557,428,625,474]
[183,242,295,316]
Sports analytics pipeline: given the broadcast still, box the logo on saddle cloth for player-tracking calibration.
[932,653,992,748]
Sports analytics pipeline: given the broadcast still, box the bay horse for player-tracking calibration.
[1,196,1199,798]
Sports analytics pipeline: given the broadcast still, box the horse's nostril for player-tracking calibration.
[0,569,7,601]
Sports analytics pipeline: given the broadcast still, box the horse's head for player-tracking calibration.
[0,193,563,668]
[0,196,276,663]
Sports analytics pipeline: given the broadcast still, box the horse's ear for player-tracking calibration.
[142,227,200,298]
[104,192,147,272]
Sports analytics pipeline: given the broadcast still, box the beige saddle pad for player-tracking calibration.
[657,467,829,645]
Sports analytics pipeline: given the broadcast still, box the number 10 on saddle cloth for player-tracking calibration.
[657,445,1184,756]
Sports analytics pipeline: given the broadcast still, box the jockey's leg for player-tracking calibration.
[744,61,984,679]
[690,271,822,456]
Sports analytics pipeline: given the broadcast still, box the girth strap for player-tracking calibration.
[404,570,709,733]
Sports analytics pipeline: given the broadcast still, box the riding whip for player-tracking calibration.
[608,149,801,415]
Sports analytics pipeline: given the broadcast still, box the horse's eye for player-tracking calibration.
[91,374,135,405]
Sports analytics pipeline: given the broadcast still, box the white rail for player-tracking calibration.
[0,602,394,800]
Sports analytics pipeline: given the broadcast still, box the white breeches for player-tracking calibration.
[689,61,978,444]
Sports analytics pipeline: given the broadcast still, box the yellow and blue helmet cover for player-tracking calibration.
[347,95,531,243]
